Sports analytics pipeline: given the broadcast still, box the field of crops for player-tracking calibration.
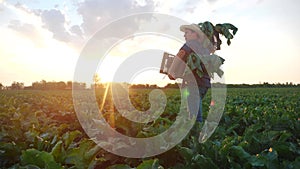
[0,87,299,169]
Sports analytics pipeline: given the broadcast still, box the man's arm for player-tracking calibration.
[168,49,188,80]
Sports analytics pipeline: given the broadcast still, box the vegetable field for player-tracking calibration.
[0,88,299,169]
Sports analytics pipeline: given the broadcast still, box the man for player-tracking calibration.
[168,24,212,123]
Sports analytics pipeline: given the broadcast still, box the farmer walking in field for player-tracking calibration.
[166,22,237,139]
[168,23,212,123]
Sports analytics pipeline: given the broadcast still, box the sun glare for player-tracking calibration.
[96,34,182,86]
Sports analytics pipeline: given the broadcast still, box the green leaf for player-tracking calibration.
[177,146,194,162]
[199,21,214,39]
[227,39,231,45]
[229,146,251,161]
[272,142,296,160]
[8,164,41,169]
[290,157,300,168]
[106,164,133,169]
[192,154,218,169]
[65,139,104,169]
[0,142,21,163]
[21,149,63,169]
[230,162,242,169]
[248,156,264,167]
[21,149,44,168]
[256,149,279,168]
[225,123,239,134]
[222,23,238,35]
[137,159,160,169]
[65,140,91,164]
[84,144,102,160]
[278,131,292,142]
[50,140,66,163]
[62,130,82,149]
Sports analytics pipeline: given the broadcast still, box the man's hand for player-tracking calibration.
[168,74,175,80]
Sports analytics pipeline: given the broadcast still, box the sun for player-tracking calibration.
[95,34,182,85]
[96,56,126,82]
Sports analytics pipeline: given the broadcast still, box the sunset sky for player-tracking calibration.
[1,0,300,86]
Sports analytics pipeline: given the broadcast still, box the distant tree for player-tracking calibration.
[57,81,66,90]
[11,81,24,90]
[73,82,86,90]
[32,80,47,90]
[66,81,86,90]
[92,74,103,89]
[32,81,40,89]
[0,83,3,90]
[130,84,159,89]
[67,81,72,89]
[45,81,55,89]
[130,84,146,89]
[31,80,67,90]
[164,83,179,88]
[40,80,46,89]
[149,84,159,89]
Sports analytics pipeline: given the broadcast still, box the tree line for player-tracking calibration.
[225,82,300,88]
[0,80,86,90]
[0,81,299,90]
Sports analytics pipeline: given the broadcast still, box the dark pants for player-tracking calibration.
[182,73,210,122]
[186,86,208,122]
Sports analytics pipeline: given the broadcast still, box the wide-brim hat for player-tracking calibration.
[180,24,204,37]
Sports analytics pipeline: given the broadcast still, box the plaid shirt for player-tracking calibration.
[178,43,211,88]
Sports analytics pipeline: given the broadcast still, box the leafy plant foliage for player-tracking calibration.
[198,21,238,50]
[0,88,299,168]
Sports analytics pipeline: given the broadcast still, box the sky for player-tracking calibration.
[0,0,300,86]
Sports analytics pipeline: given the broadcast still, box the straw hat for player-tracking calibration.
[180,24,204,37]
